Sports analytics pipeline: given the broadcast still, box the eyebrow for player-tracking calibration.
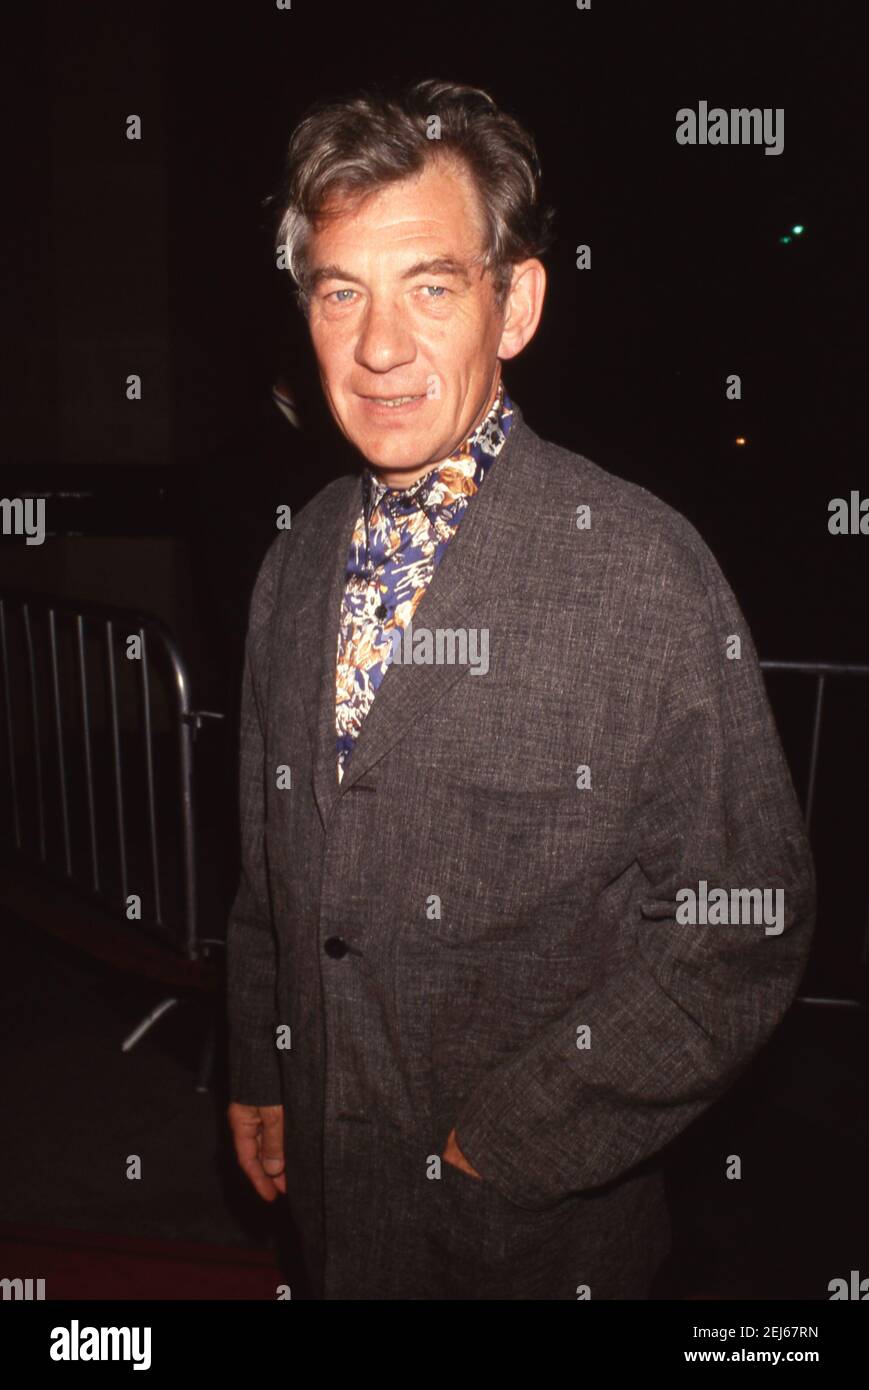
[309,256,474,290]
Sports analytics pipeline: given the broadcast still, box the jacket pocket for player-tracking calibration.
[408,773,596,949]
[428,1154,582,1291]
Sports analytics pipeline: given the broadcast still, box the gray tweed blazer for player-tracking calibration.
[226,399,815,1300]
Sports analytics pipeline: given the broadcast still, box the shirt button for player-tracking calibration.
[324,936,349,959]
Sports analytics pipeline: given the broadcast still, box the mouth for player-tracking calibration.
[359,392,427,416]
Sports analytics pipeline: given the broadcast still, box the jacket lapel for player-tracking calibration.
[293,401,532,828]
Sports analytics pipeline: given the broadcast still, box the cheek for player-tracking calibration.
[418,315,483,372]
[310,322,352,374]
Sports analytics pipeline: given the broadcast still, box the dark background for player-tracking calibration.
[0,0,866,1302]
[2,0,865,681]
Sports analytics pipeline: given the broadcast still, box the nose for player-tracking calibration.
[354,295,416,375]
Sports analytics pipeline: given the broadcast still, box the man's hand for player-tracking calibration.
[442,1126,482,1178]
[227,1102,287,1201]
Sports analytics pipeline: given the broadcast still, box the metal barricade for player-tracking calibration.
[760,660,869,1008]
[0,588,223,963]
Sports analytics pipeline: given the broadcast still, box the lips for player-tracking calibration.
[358,391,429,417]
[362,393,425,405]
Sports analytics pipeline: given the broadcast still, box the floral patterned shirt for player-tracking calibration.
[336,380,515,781]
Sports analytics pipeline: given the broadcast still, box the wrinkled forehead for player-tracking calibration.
[308,154,488,264]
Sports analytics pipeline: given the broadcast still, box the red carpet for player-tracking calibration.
[0,1224,283,1300]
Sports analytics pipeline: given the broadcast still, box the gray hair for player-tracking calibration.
[268,78,556,313]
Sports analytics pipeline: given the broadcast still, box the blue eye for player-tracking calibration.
[333,289,355,302]
[423,285,447,298]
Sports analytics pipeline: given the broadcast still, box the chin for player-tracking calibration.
[362,448,431,474]
[351,430,436,472]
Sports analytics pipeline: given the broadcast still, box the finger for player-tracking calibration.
[236,1141,279,1201]
[257,1108,287,1196]
[241,1151,280,1201]
[259,1106,286,1174]
[229,1106,281,1202]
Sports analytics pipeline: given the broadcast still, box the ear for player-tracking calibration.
[497,259,547,360]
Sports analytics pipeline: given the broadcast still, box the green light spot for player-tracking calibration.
[791,224,805,235]
[780,235,792,244]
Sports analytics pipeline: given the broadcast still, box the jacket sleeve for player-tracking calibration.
[225,535,286,1107]
[454,536,817,1208]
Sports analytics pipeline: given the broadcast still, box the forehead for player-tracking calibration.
[309,156,487,262]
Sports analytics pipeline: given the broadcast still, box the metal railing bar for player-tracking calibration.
[48,608,72,876]
[805,673,825,832]
[139,625,162,926]
[75,613,99,892]
[797,996,863,1009]
[760,661,869,677]
[105,619,129,906]
[22,603,46,862]
[0,598,22,849]
[178,714,197,960]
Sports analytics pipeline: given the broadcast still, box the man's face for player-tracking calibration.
[305,157,507,482]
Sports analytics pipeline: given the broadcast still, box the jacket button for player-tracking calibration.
[324,936,349,958]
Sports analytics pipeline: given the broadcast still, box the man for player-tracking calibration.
[226,79,815,1300]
